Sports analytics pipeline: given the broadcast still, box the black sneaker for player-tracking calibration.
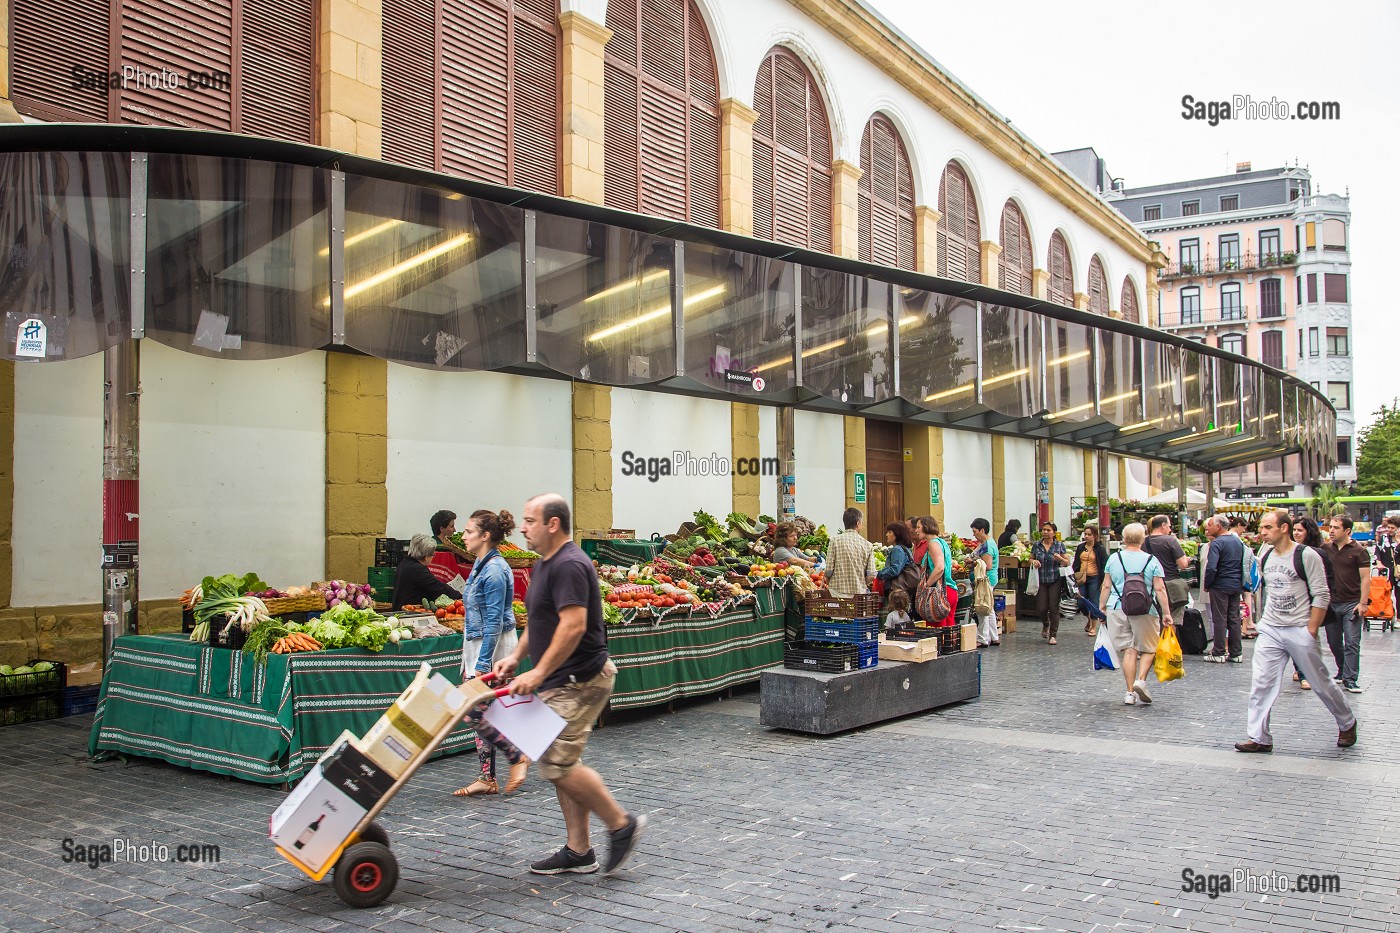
[530,845,598,875]
[603,813,648,874]
[1344,682,1363,694]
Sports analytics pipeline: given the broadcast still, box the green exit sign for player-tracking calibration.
[853,471,867,503]
[930,477,941,505]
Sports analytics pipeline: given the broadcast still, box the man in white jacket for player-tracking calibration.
[1236,509,1358,753]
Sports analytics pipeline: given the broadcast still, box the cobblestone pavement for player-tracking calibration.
[5,619,1400,932]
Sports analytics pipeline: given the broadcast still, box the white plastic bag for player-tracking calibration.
[1024,572,1040,597]
[1093,624,1121,671]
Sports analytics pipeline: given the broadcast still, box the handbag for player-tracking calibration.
[915,566,951,623]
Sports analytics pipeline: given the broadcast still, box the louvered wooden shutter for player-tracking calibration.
[1087,257,1107,315]
[752,47,831,250]
[1120,279,1139,324]
[119,0,234,130]
[936,162,980,283]
[858,115,914,270]
[10,0,110,121]
[241,0,314,141]
[384,0,439,167]
[1048,231,1073,305]
[509,7,560,193]
[442,0,510,183]
[998,201,1031,295]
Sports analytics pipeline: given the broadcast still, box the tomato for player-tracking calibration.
[436,608,447,620]
[661,597,675,608]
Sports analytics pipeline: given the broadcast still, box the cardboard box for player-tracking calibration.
[270,765,367,874]
[959,622,978,652]
[877,635,938,662]
[321,731,396,811]
[354,663,476,778]
[394,664,468,735]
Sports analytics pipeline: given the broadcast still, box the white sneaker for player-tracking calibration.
[1124,692,1137,705]
[1203,655,1226,663]
[1133,680,1154,704]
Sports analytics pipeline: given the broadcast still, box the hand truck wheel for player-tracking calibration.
[333,841,398,908]
[357,821,390,848]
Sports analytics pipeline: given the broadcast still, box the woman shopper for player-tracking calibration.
[453,509,529,798]
[876,522,921,610]
[997,519,1023,550]
[916,516,957,624]
[1099,522,1175,706]
[1030,521,1071,644]
[1074,525,1110,636]
[390,534,462,611]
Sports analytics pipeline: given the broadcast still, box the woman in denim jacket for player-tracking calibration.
[453,509,529,798]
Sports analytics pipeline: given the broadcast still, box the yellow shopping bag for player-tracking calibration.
[1154,624,1185,683]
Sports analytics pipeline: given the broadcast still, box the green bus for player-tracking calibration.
[1267,495,1400,542]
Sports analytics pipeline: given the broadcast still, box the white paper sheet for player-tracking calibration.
[482,693,568,761]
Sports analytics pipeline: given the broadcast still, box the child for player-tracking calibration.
[885,589,912,634]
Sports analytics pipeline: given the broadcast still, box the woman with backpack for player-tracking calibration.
[1099,522,1176,706]
[876,522,922,612]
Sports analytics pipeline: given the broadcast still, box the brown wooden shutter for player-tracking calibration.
[383,0,439,168]
[10,0,110,121]
[1119,278,1139,324]
[998,200,1031,295]
[1261,330,1283,369]
[604,1,719,224]
[442,0,511,183]
[119,0,234,130]
[241,0,314,142]
[1087,257,1107,315]
[936,162,980,283]
[510,10,561,194]
[751,47,831,250]
[857,115,914,270]
[1048,231,1073,305]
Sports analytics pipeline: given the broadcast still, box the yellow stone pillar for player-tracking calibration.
[731,403,761,517]
[572,383,613,535]
[1083,450,1094,507]
[720,98,758,237]
[979,241,1002,288]
[844,416,867,512]
[325,355,389,581]
[1145,252,1166,327]
[1031,268,1050,301]
[915,206,941,276]
[560,11,611,206]
[831,160,863,260]
[0,360,12,605]
[1046,442,1056,528]
[902,426,945,527]
[318,0,383,157]
[1118,456,1130,500]
[0,0,21,123]
[990,436,1006,534]
[1073,292,1090,312]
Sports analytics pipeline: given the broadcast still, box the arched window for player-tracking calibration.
[998,201,1032,295]
[604,0,721,225]
[383,0,560,193]
[857,115,915,270]
[1087,256,1108,315]
[1120,278,1140,324]
[1047,231,1073,306]
[936,162,980,282]
[752,47,833,250]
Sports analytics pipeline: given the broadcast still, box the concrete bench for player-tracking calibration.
[758,651,980,735]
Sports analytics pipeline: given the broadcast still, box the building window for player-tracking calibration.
[1219,333,1244,355]
[999,201,1033,295]
[751,47,834,251]
[1311,380,1320,391]
[1327,327,1349,356]
[1306,273,1318,303]
[1324,273,1349,303]
[1261,330,1283,370]
[1119,278,1140,324]
[1327,382,1351,410]
[1337,437,1352,465]
[1182,200,1200,216]
[1298,329,1304,360]
[1143,205,1161,222]
[1259,229,1281,262]
[1219,194,1239,212]
[1309,327,1320,357]
[1259,278,1282,318]
[1220,283,1243,321]
[1180,287,1201,325]
[937,161,982,283]
[1047,231,1074,306]
[1087,256,1109,315]
[1323,218,1347,251]
[857,114,916,270]
[1179,238,1200,273]
[1219,234,1240,270]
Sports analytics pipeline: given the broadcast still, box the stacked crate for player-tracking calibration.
[783,591,882,673]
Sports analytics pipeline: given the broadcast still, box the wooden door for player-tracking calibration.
[865,420,904,538]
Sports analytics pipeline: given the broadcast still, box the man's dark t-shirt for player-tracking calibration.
[525,541,609,690]
[1324,539,1369,604]
[1141,534,1186,581]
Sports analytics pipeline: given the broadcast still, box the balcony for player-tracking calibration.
[1159,251,1298,280]
[1157,305,1251,330]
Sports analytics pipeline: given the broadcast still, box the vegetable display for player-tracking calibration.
[317,580,374,611]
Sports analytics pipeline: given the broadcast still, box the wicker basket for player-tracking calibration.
[505,556,537,569]
[263,593,328,616]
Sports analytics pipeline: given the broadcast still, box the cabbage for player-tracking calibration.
[32,662,53,673]
[433,594,454,610]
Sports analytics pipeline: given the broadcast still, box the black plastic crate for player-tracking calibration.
[375,538,408,568]
[782,640,878,673]
[1,692,63,727]
[0,660,66,698]
[886,626,947,643]
[937,626,962,655]
[63,684,101,717]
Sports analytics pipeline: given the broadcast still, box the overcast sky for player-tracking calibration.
[869,0,1397,434]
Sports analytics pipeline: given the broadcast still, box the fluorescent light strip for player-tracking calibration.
[585,270,671,304]
[1118,418,1165,433]
[923,367,1030,403]
[1153,374,1199,390]
[327,233,472,307]
[1047,349,1090,367]
[585,284,726,342]
[319,219,406,257]
[865,314,919,337]
[1044,390,1138,421]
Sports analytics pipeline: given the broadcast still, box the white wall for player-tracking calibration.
[795,410,845,527]
[611,388,734,536]
[1004,437,1038,532]
[12,355,103,606]
[1052,445,1086,531]
[140,343,326,598]
[940,428,992,534]
[758,405,778,519]
[387,367,571,545]
[1125,458,1153,499]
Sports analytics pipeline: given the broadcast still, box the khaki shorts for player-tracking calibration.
[536,659,617,781]
[1107,608,1161,656]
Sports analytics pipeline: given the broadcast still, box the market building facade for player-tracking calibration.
[0,0,1333,666]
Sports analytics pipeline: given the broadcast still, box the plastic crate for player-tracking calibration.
[803,616,880,644]
[374,538,408,568]
[63,684,101,717]
[937,626,962,655]
[782,640,879,673]
[0,660,66,698]
[804,591,883,619]
[1,692,63,727]
[887,625,949,643]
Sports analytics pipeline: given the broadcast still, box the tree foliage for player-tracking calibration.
[1309,482,1347,519]
[1356,400,1400,496]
